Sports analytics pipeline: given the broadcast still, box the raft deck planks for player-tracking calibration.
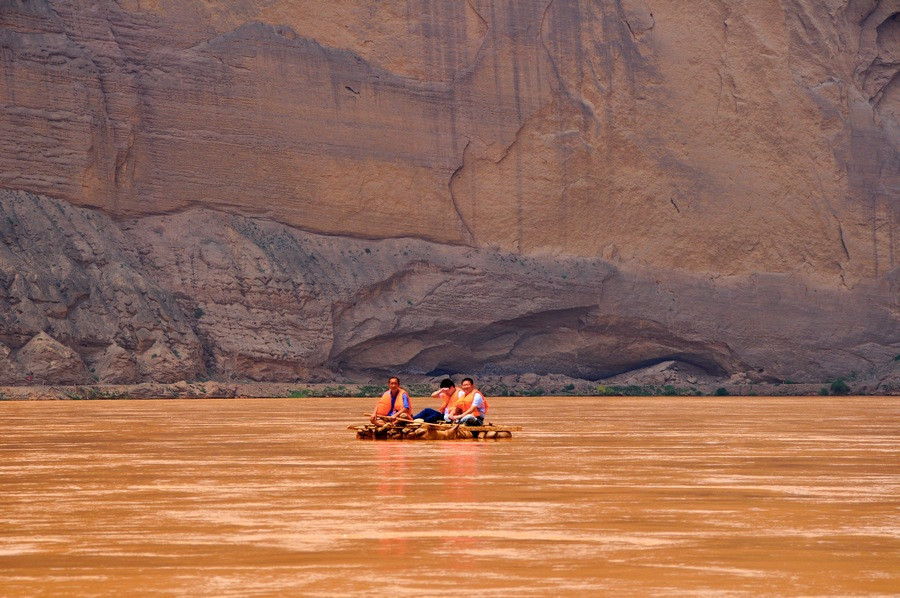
[350,420,521,440]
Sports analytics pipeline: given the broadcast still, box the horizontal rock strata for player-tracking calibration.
[0,1,896,280]
[0,191,895,385]
[0,2,897,384]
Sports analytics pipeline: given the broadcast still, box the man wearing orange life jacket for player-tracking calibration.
[413,378,462,423]
[370,376,412,424]
[446,377,488,426]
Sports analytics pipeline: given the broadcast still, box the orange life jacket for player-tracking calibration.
[438,389,462,414]
[457,388,488,418]
[375,388,410,417]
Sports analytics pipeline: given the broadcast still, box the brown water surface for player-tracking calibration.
[1,397,898,596]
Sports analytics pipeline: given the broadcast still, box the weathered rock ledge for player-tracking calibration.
[1,359,896,402]
[1,191,897,387]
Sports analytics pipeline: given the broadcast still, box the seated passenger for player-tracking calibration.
[370,376,412,424]
[445,377,488,426]
[413,378,460,423]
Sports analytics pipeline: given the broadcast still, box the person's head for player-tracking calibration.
[461,377,474,393]
[439,378,455,390]
[388,376,400,391]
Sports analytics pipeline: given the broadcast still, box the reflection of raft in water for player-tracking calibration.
[351,420,522,440]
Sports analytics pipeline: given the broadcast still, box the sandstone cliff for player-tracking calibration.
[0,1,897,385]
[0,191,895,385]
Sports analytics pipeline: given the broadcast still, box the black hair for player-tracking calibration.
[461,377,474,385]
[389,376,400,384]
[439,378,455,388]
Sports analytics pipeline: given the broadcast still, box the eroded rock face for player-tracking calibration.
[0,191,204,383]
[0,342,26,385]
[0,1,895,281]
[94,344,139,385]
[602,360,717,388]
[0,2,897,384]
[15,331,91,385]
[0,192,895,384]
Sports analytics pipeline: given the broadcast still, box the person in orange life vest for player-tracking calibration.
[413,378,461,423]
[370,376,413,424]
[445,377,488,426]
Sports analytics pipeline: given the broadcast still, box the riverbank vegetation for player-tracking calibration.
[1,376,895,400]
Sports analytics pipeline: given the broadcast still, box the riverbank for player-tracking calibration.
[1,367,897,400]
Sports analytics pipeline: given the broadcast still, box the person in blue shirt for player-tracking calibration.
[370,376,412,424]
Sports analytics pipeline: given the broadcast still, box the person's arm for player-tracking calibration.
[471,393,485,417]
[370,404,381,424]
[371,396,386,424]
[373,411,400,424]
[454,403,476,420]
[449,390,465,418]
[452,397,475,420]
[453,393,483,420]
[395,392,412,419]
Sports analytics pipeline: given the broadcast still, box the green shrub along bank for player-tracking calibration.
[830,379,851,396]
[288,384,435,398]
[596,385,703,396]
[63,387,127,400]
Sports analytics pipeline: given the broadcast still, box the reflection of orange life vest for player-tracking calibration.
[457,389,488,417]
[375,388,410,416]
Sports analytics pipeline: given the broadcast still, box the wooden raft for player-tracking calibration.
[350,420,522,440]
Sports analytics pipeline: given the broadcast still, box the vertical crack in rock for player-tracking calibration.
[619,0,655,39]
[448,138,477,243]
[837,219,851,261]
[461,0,491,79]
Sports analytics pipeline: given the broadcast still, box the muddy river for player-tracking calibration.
[1,396,898,596]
